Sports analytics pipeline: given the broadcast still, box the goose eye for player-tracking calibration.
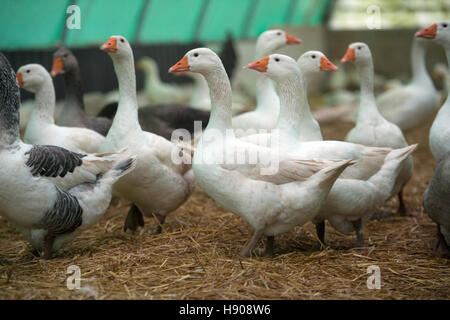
[443,23,448,28]
[63,54,68,58]
[26,70,30,73]
[311,55,316,59]
[277,32,281,36]
[120,38,125,43]
[193,53,199,57]
[275,58,280,62]
[357,46,362,50]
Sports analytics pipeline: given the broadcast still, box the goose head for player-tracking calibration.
[416,21,450,47]
[256,29,301,57]
[51,47,78,77]
[340,42,372,67]
[247,54,300,82]
[16,64,51,94]
[136,57,157,72]
[247,52,338,81]
[297,51,338,77]
[169,48,223,76]
[100,35,133,60]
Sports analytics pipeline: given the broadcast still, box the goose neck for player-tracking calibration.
[109,54,140,132]
[437,46,450,113]
[411,40,433,87]
[255,42,270,60]
[114,55,138,109]
[255,74,279,114]
[203,67,232,132]
[275,72,317,140]
[151,68,161,84]
[144,63,161,85]
[33,79,56,124]
[63,68,85,110]
[355,58,381,121]
[254,43,280,117]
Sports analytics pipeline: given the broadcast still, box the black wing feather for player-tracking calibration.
[25,145,86,178]
[39,187,83,235]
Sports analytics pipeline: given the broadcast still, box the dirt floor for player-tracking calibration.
[0,110,449,300]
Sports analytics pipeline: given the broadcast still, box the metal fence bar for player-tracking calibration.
[194,0,211,42]
[242,0,260,39]
[134,0,152,43]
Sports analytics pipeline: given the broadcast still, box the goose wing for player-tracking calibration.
[25,145,85,178]
[218,140,344,185]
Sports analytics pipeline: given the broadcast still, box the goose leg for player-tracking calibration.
[397,189,409,216]
[43,233,55,260]
[435,225,450,257]
[240,229,265,258]
[150,214,166,235]
[123,203,145,233]
[352,219,364,248]
[264,236,274,257]
[315,221,326,248]
[30,248,40,258]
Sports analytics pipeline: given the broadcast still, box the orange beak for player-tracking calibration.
[415,23,437,39]
[169,56,190,73]
[50,57,64,77]
[16,72,23,87]
[320,56,338,71]
[247,56,270,72]
[285,33,302,45]
[341,47,355,63]
[100,37,118,53]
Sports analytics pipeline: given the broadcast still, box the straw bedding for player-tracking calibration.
[0,112,448,300]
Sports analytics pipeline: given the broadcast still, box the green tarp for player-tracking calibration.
[0,0,331,50]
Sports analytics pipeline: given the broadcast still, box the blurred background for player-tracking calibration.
[2,0,450,107]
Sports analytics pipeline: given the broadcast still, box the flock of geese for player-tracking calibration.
[0,23,449,260]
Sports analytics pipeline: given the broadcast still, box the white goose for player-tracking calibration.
[17,64,105,154]
[416,22,450,162]
[298,50,339,81]
[174,69,247,112]
[423,151,450,257]
[376,38,440,131]
[313,144,417,247]
[98,36,195,233]
[242,54,390,181]
[432,62,450,100]
[137,56,193,104]
[232,29,301,136]
[0,53,136,259]
[169,48,354,257]
[341,43,413,216]
[244,53,416,246]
